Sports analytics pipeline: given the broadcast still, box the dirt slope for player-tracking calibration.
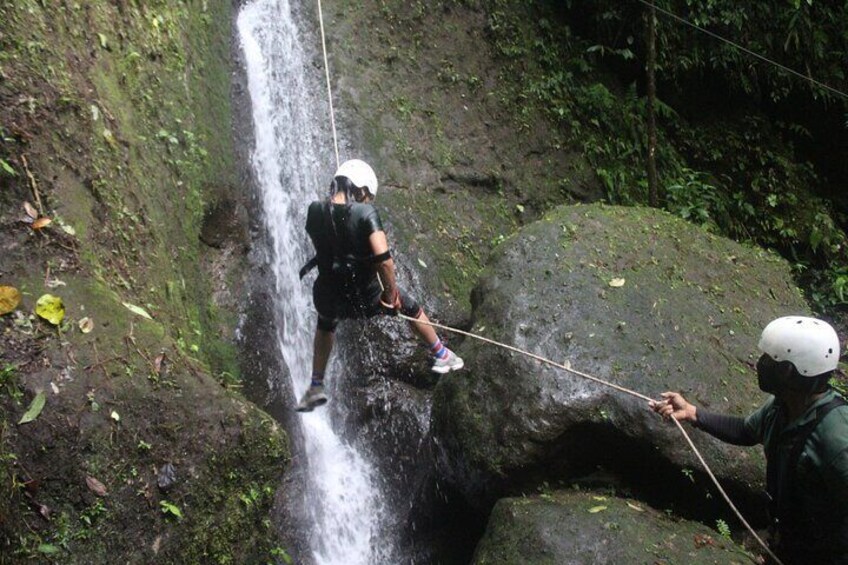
[0,1,288,561]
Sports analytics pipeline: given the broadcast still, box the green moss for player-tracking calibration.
[173,411,289,563]
[382,186,518,314]
[1,1,287,561]
[474,490,752,564]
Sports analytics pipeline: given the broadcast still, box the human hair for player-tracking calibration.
[330,175,368,203]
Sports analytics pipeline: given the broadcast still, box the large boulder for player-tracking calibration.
[472,489,751,564]
[431,204,809,511]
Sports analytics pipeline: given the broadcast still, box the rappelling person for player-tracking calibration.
[650,316,848,564]
[295,159,464,412]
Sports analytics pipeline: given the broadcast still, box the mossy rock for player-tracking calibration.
[431,203,808,509]
[473,489,752,564]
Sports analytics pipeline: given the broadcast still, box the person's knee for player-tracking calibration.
[398,291,421,318]
[317,316,338,332]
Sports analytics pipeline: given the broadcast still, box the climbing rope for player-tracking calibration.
[312,2,781,562]
[317,0,340,169]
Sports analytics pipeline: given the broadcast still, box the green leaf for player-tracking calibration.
[38,544,60,555]
[122,302,153,320]
[160,500,183,519]
[98,33,108,49]
[0,158,16,176]
[19,391,46,425]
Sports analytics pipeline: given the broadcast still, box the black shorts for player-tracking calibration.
[312,274,421,331]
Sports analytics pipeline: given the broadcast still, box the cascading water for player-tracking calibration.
[238,1,395,562]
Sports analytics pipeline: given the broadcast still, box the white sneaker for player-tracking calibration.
[295,384,328,412]
[431,349,464,374]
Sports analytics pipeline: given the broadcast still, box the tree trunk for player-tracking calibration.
[645,4,659,208]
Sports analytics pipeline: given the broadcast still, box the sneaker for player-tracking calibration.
[431,349,464,374]
[295,384,328,412]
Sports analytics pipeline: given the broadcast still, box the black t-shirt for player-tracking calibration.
[305,200,384,285]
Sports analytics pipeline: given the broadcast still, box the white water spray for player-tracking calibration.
[238,1,393,562]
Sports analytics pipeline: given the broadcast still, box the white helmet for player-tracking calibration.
[758,316,841,376]
[334,159,378,197]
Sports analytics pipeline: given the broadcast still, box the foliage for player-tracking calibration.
[479,0,848,310]
[831,373,848,397]
[665,168,726,230]
[160,500,183,520]
[716,518,732,540]
[575,0,848,104]
[0,365,23,403]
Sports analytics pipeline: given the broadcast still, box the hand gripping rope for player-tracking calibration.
[314,0,781,561]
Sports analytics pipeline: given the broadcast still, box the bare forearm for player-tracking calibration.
[376,257,397,292]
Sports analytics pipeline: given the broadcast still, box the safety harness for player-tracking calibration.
[766,394,847,544]
[299,199,390,280]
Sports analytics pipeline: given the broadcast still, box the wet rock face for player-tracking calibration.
[431,204,809,510]
[472,490,746,564]
[200,196,248,249]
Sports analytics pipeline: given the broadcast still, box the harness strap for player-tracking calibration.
[299,251,391,279]
[371,250,391,263]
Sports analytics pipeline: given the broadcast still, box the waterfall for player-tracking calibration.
[237,1,394,562]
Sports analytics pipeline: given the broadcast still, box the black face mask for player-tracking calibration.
[756,353,829,396]
[756,353,790,394]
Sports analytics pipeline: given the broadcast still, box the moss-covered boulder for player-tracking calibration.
[431,204,809,509]
[472,489,751,564]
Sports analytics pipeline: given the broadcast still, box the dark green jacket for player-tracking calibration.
[745,389,848,563]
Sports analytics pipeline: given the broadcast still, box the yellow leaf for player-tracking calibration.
[32,217,52,230]
[592,496,608,501]
[588,505,607,513]
[35,294,65,325]
[103,129,118,147]
[78,317,94,334]
[0,286,22,315]
[608,278,626,288]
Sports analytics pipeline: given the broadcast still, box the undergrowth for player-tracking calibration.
[477,0,848,314]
